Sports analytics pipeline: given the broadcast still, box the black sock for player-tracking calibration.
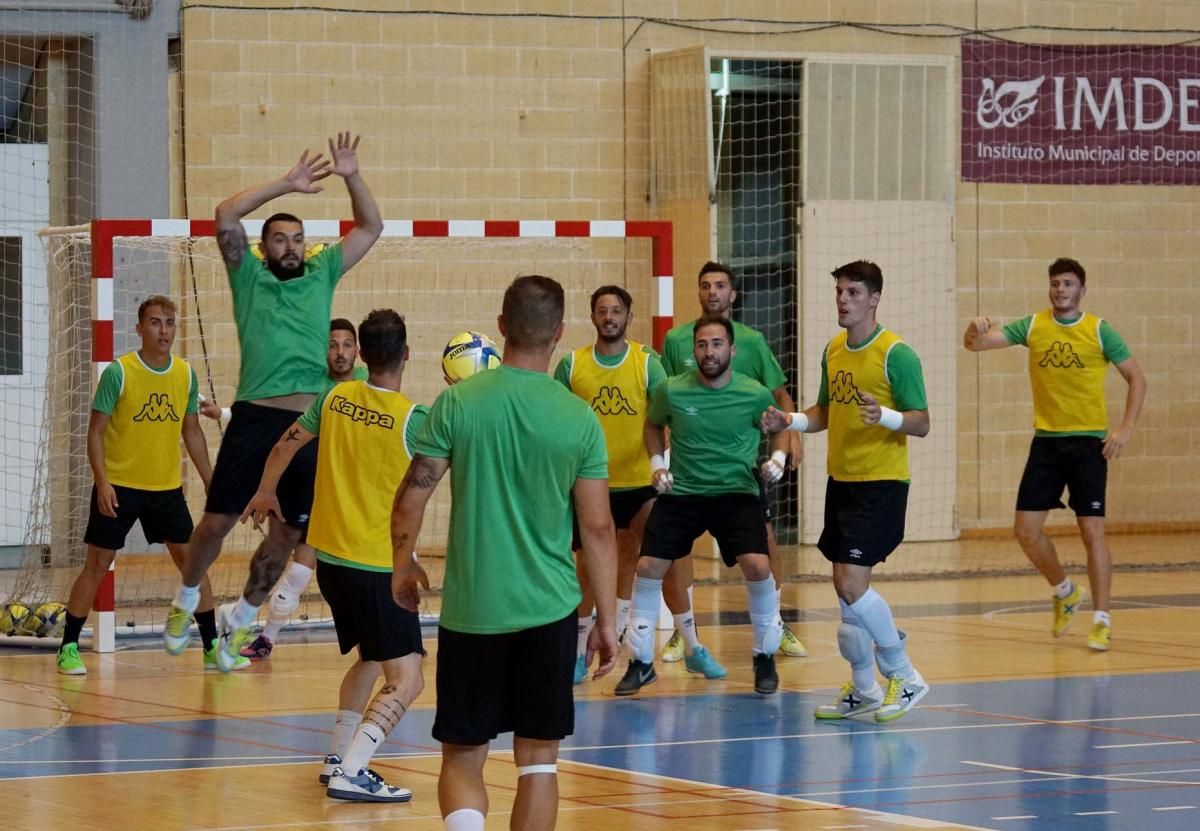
[61,612,87,647]
[195,608,217,650]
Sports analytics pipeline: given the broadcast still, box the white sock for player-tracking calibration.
[776,587,785,626]
[340,721,385,775]
[615,598,632,637]
[331,709,361,758]
[1053,578,1075,599]
[576,614,595,656]
[847,589,901,649]
[444,808,486,831]
[628,575,662,663]
[839,600,878,692]
[1093,610,1111,626]
[747,576,782,655]
[672,613,699,652]
[231,597,259,630]
[263,560,313,642]
[173,584,200,614]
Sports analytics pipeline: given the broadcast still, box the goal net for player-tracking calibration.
[6,218,669,642]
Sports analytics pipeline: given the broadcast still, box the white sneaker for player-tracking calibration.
[814,681,884,719]
[318,753,341,785]
[875,670,929,723]
[214,603,254,674]
[326,766,413,803]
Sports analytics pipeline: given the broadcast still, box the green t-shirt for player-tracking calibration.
[319,364,369,395]
[93,355,200,415]
[412,364,608,634]
[647,371,775,496]
[227,243,345,402]
[660,318,787,392]
[1002,314,1131,438]
[816,327,927,410]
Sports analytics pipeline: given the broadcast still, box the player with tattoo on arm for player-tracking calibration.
[391,276,619,831]
[243,310,424,802]
[163,133,383,672]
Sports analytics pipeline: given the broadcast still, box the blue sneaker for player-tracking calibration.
[684,645,727,679]
[573,654,588,684]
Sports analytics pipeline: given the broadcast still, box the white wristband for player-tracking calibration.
[770,450,787,466]
[650,454,668,471]
[785,413,808,432]
[878,407,903,431]
[220,407,231,424]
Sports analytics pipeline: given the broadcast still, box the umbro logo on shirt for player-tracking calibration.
[684,406,700,416]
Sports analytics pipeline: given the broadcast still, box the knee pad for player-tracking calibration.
[837,622,874,668]
[270,587,301,618]
[625,617,654,663]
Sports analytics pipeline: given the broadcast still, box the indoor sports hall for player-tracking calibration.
[0,3,1197,830]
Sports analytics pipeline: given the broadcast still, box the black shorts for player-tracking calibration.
[205,401,318,528]
[83,485,194,551]
[1015,436,1107,517]
[432,612,576,746]
[315,559,425,662]
[817,478,909,567]
[758,477,773,522]
[641,493,768,567]
[571,485,656,550]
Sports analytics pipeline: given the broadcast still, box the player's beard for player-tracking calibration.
[698,354,730,379]
[597,321,627,344]
[266,255,304,281]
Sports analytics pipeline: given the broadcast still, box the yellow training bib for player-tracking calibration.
[568,342,652,488]
[825,329,910,482]
[104,352,193,491]
[1026,310,1109,433]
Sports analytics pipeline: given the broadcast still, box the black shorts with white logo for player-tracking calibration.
[817,477,909,567]
[315,559,426,662]
[1015,436,1107,517]
[83,484,194,551]
[204,401,317,528]
[433,612,576,746]
[641,493,768,567]
[571,485,657,550]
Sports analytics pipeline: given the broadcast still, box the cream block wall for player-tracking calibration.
[177,0,1200,533]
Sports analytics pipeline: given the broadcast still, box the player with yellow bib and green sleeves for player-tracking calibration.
[763,261,931,722]
[243,309,425,803]
[553,284,678,684]
[964,258,1146,652]
[56,296,225,675]
[658,261,806,664]
[617,315,790,697]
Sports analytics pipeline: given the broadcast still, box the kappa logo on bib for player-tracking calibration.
[132,392,180,423]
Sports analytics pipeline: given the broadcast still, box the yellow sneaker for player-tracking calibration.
[1052,584,1084,637]
[661,630,685,662]
[779,622,807,657]
[1087,621,1111,651]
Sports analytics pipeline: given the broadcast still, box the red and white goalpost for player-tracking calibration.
[73,218,675,651]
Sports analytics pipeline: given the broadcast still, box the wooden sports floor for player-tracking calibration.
[0,534,1197,831]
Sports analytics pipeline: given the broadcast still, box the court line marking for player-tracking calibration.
[1095,740,1193,749]
[1074,810,1118,815]
[1152,805,1196,811]
[990,817,1036,821]
[962,760,1200,786]
[0,681,71,755]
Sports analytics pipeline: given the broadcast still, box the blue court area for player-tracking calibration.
[1,671,1197,830]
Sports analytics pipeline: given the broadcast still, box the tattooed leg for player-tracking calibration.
[240,518,301,605]
[340,653,424,774]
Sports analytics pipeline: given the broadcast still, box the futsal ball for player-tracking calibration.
[442,331,501,385]
[34,602,68,639]
[1,602,32,636]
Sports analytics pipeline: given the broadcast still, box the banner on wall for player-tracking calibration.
[962,39,1200,185]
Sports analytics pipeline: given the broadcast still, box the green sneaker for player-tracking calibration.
[215,603,255,673]
[203,639,251,672]
[56,642,86,675]
[163,604,193,655]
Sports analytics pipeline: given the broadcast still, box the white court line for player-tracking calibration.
[962,760,1200,786]
[1095,740,1193,749]
[1074,810,1118,815]
[990,817,1037,822]
[1152,805,1196,811]
[1060,712,1200,724]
